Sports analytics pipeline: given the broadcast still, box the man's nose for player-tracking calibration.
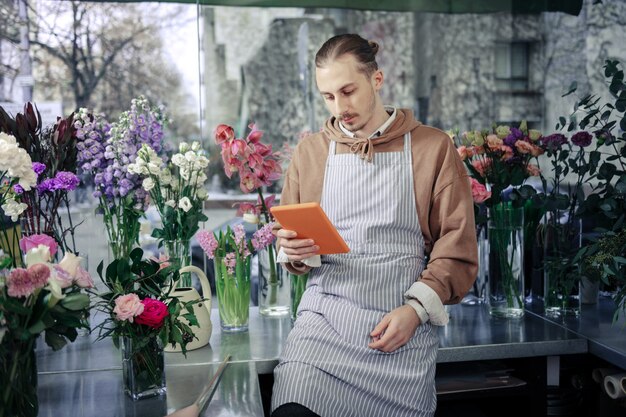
[334,96,347,115]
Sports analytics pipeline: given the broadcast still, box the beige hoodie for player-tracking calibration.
[280,109,477,305]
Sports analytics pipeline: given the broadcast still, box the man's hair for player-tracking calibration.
[315,34,379,76]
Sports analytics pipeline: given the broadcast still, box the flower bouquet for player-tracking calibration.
[197,222,275,331]
[454,122,543,318]
[0,235,93,417]
[214,123,285,316]
[93,248,201,400]
[128,141,209,288]
[74,97,169,260]
[0,104,82,255]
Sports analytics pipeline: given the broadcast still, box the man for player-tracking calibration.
[272,34,477,417]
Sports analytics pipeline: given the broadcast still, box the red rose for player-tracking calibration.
[214,124,234,145]
[135,298,169,329]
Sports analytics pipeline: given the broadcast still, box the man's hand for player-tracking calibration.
[276,229,319,262]
[368,305,421,352]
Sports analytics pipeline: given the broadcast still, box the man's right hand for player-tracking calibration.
[276,229,320,262]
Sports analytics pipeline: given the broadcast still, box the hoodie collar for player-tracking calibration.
[339,106,397,139]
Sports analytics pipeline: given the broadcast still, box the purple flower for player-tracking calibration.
[32,162,46,175]
[541,133,568,151]
[571,131,592,147]
[13,184,24,194]
[37,178,57,193]
[54,171,80,191]
[504,128,523,148]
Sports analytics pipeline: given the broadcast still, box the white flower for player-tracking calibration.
[142,177,155,191]
[184,151,197,162]
[24,244,52,267]
[58,252,82,278]
[165,199,176,208]
[191,141,201,151]
[1,199,27,222]
[197,188,208,200]
[178,197,192,212]
[179,142,190,153]
[196,155,209,169]
[171,154,186,167]
[159,169,172,185]
[243,213,260,224]
[45,275,65,306]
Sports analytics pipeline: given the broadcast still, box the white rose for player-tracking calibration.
[171,154,186,167]
[45,276,65,307]
[197,188,208,200]
[159,169,172,185]
[196,156,209,169]
[24,244,52,267]
[178,197,192,212]
[184,151,197,162]
[58,252,82,278]
[142,177,155,191]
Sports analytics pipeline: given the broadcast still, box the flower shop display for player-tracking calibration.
[454,122,543,318]
[93,248,203,400]
[128,140,209,288]
[74,97,169,261]
[197,222,276,331]
[214,123,286,316]
[0,104,82,255]
[0,235,93,417]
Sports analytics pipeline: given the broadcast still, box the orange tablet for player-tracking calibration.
[270,202,350,255]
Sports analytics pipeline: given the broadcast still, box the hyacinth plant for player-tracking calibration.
[196,223,275,331]
[128,141,209,287]
[1,234,93,417]
[74,97,169,261]
[214,123,284,311]
[0,132,37,267]
[0,103,82,256]
[92,248,201,399]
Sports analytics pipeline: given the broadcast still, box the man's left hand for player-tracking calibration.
[368,305,421,352]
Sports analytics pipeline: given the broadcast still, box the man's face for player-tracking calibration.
[316,54,383,134]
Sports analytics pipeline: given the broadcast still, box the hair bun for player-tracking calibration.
[368,40,379,55]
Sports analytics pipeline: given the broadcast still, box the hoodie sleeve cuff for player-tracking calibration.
[404,281,449,326]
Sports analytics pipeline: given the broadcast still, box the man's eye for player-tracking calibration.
[343,90,354,96]
[325,96,334,101]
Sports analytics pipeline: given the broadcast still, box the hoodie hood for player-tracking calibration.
[322,108,421,162]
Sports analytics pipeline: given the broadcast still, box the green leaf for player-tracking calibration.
[562,81,577,97]
[60,293,90,311]
[44,330,68,351]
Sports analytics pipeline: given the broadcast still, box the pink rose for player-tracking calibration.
[526,164,541,177]
[469,178,491,204]
[214,124,234,145]
[113,294,144,323]
[135,298,169,329]
[74,266,94,288]
[52,265,74,289]
[20,234,58,259]
[530,145,544,157]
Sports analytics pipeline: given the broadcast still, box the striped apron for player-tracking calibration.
[272,134,438,417]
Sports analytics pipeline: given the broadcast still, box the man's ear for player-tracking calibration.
[372,69,384,91]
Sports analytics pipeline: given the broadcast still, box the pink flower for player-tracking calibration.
[233,224,246,246]
[74,266,94,288]
[214,124,235,145]
[526,164,541,177]
[515,140,534,154]
[52,265,74,289]
[529,145,544,157]
[6,264,50,298]
[222,252,237,275]
[230,138,247,157]
[471,158,491,177]
[234,202,259,217]
[113,294,144,323]
[135,298,169,329]
[149,253,171,270]
[246,123,263,144]
[500,145,513,160]
[457,146,468,161]
[197,230,219,259]
[240,169,260,193]
[252,222,276,251]
[469,178,491,204]
[486,134,503,150]
[20,234,58,259]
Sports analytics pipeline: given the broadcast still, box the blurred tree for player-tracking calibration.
[26,0,199,138]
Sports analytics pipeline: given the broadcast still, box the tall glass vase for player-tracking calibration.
[0,336,38,417]
[487,203,525,318]
[290,272,309,322]
[164,239,192,288]
[543,213,582,318]
[257,244,289,316]
[215,254,251,332]
[121,336,166,401]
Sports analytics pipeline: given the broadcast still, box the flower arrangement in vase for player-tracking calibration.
[196,222,275,331]
[213,123,286,316]
[127,141,209,288]
[453,122,544,318]
[0,235,93,417]
[93,248,202,400]
[74,96,169,261]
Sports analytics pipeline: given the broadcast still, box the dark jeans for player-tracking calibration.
[271,402,320,417]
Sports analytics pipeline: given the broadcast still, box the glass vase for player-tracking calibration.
[290,272,309,322]
[121,336,166,401]
[257,244,289,317]
[164,239,192,288]
[543,213,582,318]
[215,254,251,332]
[0,336,38,417]
[487,203,525,318]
